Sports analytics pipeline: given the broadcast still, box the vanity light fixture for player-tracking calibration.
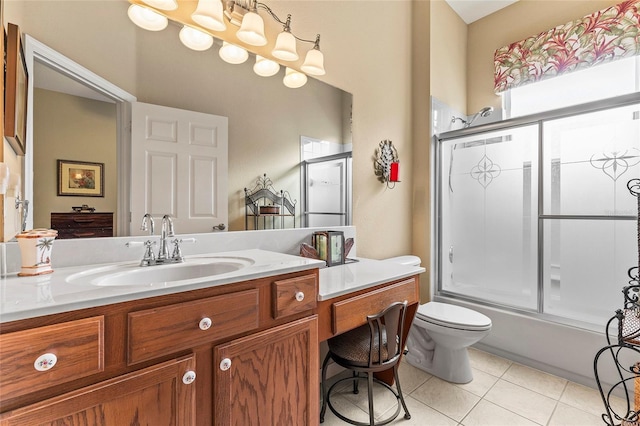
[127,4,168,31]
[219,41,249,64]
[179,25,214,51]
[254,55,280,77]
[283,67,307,88]
[228,0,326,76]
[191,0,226,32]
[127,0,326,87]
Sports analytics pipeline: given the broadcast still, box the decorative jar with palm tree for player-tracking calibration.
[16,229,58,276]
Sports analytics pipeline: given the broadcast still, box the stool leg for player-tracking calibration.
[320,352,331,423]
[393,364,411,420]
[366,372,375,426]
[353,371,359,394]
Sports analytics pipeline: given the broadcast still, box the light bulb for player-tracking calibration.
[127,4,168,32]
[301,48,325,76]
[219,42,249,64]
[272,31,298,61]
[179,25,214,51]
[236,11,267,46]
[283,67,307,88]
[254,55,280,77]
[191,0,226,32]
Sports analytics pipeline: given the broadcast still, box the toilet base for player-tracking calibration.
[406,345,474,384]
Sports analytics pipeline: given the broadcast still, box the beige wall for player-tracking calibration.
[430,0,468,114]
[467,0,622,113]
[33,89,117,229]
[411,1,432,302]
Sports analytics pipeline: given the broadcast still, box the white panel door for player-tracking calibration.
[130,102,228,235]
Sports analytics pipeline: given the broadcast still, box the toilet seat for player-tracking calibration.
[416,302,491,331]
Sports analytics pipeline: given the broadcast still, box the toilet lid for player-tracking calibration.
[416,302,492,331]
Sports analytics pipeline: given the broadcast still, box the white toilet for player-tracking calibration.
[383,256,492,384]
[405,302,491,383]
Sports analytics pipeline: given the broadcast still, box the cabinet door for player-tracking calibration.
[214,316,319,426]
[0,355,196,426]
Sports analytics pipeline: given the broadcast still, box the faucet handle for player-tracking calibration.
[170,238,195,262]
[142,240,157,265]
[127,240,157,266]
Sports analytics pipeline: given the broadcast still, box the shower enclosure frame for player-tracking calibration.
[300,151,353,228]
[433,92,640,328]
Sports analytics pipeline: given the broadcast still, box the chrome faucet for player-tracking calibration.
[140,213,155,235]
[158,214,175,261]
[128,213,194,266]
[138,213,156,266]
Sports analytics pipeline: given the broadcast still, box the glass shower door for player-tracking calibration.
[439,125,539,310]
[302,153,352,228]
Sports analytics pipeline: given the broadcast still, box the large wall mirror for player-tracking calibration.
[8,0,352,237]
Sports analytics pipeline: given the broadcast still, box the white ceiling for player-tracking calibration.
[445,0,519,24]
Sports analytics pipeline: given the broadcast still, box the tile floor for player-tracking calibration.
[320,348,625,426]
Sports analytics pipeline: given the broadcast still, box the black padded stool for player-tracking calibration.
[320,301,411,426]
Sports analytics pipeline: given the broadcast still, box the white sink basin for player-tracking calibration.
[66,257,255,287]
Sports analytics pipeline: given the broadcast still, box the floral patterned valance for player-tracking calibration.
[494,0,640,93]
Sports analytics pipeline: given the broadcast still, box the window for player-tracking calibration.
[504,56,640,118]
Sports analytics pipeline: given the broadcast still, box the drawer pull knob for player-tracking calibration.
[34,353,57,372]
[182,370,196,385]
[199,317,212,330]
[220,358,232,371]
[295,291,305,302]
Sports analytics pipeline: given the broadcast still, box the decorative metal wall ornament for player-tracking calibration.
[374,140,399,189]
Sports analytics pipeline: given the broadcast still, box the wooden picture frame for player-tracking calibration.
[57,160,104,197]
[4,23,28,156]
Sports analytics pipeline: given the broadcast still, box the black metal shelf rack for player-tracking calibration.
[594,178,640,426]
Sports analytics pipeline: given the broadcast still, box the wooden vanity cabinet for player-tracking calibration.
[214,316,318,426]
[0,269,319,426]
[0,355,196,426]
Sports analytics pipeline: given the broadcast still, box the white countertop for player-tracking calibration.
[0,250,425,323]
[0,249,324,323]
[319,258,426,301]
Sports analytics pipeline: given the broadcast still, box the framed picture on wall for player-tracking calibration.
[4,23,28,156]
[57,160,104,197]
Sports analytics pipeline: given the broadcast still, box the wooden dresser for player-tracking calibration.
[50,212,114,239]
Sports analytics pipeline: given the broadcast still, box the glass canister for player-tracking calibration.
[15,229,58,276]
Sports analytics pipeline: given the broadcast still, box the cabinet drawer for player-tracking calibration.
[50,213,113,229]
[332,278,418,335]
[128,289,259,364]
[56,228,113,239]
[272,274,317,319]
[0,316,104,401]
